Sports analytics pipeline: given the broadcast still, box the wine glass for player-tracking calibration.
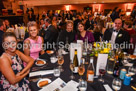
[69,60,75,79]
[112,78,122,91]
[78,63,85,81]
[78,80,87,91]
[98,63,106,83]
[58,55,64,72]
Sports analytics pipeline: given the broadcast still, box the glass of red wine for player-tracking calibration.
[98,63,106,83]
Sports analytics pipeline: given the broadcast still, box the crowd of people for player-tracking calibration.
[0,6,136,90]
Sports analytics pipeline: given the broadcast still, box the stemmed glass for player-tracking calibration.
[58,55,64,72]
[69,60,75,79]
[112,78,122,91]
[98,63,106,83]
[78,62,85,81]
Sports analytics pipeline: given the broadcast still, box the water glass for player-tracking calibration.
[128,67,136,76]
[112,78,122,91]
[78,80,87,91]
[50,56,57,63]
[54,67,60,77]
[107,58,115,74]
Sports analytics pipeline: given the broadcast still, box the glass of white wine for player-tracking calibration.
[58,55,64,72]
[69,60,75,79]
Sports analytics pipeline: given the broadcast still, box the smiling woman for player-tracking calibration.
[0,32,34,90]
[58,20,76,46]
[24,21,45,61]
[75,22,95,43]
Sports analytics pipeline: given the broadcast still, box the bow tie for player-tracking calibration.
[113,30,118,33]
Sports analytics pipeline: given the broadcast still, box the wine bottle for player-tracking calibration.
[87,58,94,82]
[113,60,119,77]
[73,49,79,73]
[118,51,123,66]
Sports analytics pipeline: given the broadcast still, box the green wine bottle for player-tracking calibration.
[73,49,78,73]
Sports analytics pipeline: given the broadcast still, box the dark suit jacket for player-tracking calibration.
[103,28,130,52]
[0,30,4,56]
[85,20,94,30]
[58,29,76,45]
[44,25,58,44]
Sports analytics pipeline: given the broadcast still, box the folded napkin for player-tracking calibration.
[29,70,54,77]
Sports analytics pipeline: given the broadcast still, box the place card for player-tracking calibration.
[96,54,108,76]
[103,84,113,91]
[29,70,54,77]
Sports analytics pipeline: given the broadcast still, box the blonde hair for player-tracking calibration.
[66,20,73,26]
[27,21,37,29]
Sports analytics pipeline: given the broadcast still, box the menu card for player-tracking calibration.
[40,78,79,91]
[96,54,108,76]
[40,78,66,91]
[70,43,82,65]
[61,80,79,91]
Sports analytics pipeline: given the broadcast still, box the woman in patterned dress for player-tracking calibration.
[0,32,34,91]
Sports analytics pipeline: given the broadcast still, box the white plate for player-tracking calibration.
[37,78,51,88]
[46,50,54,54]
[35,59,46,66]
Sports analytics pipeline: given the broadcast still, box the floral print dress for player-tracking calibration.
[0,54,31,91]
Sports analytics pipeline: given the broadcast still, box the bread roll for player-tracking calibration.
[37,60,44,64]
[39,80,48,87]
[46,50,51,54]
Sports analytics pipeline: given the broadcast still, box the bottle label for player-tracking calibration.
[73,67,78,73]
[88,74,94,81]
[114,70,119,76]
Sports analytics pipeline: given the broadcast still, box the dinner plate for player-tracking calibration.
[37,78,51,88]
[128,55,136,60]
[35,59,46,66]
[46,50,54,55]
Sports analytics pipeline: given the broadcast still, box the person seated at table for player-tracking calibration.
[103,18,130,52]
[0,32,34,90]
[123,20,135,37]
[4,19,10,30]
[24,21,45,60]
[93,25,103,42]
[44,18,58,46]
[75,22,95,43]
[58,20,76,46]
[0,19,5,56]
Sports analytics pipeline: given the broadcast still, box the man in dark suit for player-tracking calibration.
[103,18,130,52]
[85,15,94,30]
[44,18,58,50]
[0,19,4,56]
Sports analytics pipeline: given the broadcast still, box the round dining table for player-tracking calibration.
[29,52,136,91]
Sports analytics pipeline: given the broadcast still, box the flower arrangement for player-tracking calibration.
[92,42,112,57]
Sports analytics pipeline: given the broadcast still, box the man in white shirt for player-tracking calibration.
[103,18,130,52]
